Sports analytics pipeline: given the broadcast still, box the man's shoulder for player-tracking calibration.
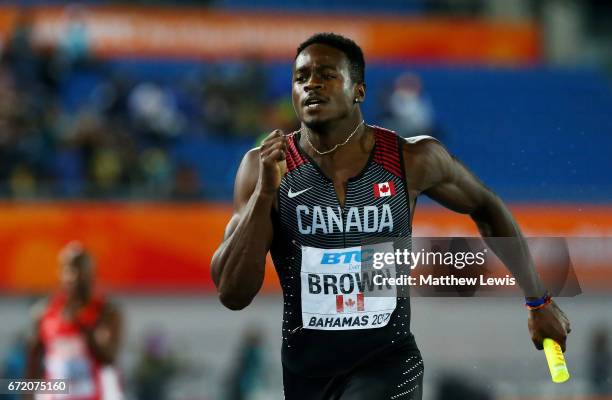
[400,135,444,157]
[403,135,439,145]
[244,147,261,162]
[400,134,453,185]
[237,147,262,176]
[371,126,439,149]
[100,299,122,320]
[30,297,52,323]
[232,147,263,201]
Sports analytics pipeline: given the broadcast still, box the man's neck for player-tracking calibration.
[301,114,365,154]
[64,291,91,310]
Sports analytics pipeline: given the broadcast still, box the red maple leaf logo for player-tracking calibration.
[379,184,389,193]
[345,298,355,308]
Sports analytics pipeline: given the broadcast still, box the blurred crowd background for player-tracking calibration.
[0,0,610,201]
[0,0,611,399]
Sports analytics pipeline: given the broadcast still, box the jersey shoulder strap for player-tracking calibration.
[285,132,309,174]
[371,125,403,178]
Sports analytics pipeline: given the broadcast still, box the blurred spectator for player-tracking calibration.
[9,163,37,198]
[225,328,266,400]
[3,9,39,91]
[589,326,612,395]
[231,56,267,137]
[93,73,133,124]
[383,72,440,139]
[59,5,92,72]
[258,96,299,144]
[128,82,185,142]
[199,58,267,138]
[435,374,493,400]
[1,333,27,400]
[172,164,202,200]
[133,329,178,400]
[140,147,173,195]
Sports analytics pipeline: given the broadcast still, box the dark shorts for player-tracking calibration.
[283,351,424,400]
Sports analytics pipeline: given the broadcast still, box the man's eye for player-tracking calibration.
[324,74,335,79]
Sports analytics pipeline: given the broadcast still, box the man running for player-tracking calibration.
[26,242,123,400]
[211,33,571,399]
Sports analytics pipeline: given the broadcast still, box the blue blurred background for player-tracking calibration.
[1,0,610,203]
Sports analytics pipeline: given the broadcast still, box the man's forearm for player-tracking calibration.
[25,339,43,380]
[471,196,546,298]
[82,328,116,364]
[212,188,275,309]
[80,312,121,365]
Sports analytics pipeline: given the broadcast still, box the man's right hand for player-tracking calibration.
[258,130,287,195]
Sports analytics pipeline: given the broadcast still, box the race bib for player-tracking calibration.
[300,244,396,330]
[46,336,95,397]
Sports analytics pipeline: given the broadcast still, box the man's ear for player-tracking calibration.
[354,83,366,103]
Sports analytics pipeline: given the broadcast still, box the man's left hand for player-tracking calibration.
[528,300,571,352]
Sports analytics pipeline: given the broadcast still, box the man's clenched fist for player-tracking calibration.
[258,130,288,194]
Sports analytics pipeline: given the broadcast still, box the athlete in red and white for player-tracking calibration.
[26,242,123,400]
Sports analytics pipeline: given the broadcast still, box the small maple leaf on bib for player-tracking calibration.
[336,293,365,313]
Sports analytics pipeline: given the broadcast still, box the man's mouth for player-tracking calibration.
[303,96,327,108]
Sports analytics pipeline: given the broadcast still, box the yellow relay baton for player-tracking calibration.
[543,338,570,383]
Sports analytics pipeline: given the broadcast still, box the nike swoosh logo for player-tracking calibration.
[288,187,313,198]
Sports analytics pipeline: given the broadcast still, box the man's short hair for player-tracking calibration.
[59,241,93,270]
[296,33,365,84]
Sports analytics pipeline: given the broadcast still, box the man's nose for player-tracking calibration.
[305,76,323,91]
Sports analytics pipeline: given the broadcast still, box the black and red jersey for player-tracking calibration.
[271,126,419,378]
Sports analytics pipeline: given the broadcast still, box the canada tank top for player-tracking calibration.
[271,126,419,377]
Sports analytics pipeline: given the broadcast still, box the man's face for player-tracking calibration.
[60,260,92,298]
[292,44,361,127]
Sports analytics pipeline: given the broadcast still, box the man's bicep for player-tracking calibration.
[106,304,122,337]
[105,304,122,352]
[26,301,45,378]
[422,148,492,215]
[212,148,272,287]
[224,148,261,240]
[29,300,46,343]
